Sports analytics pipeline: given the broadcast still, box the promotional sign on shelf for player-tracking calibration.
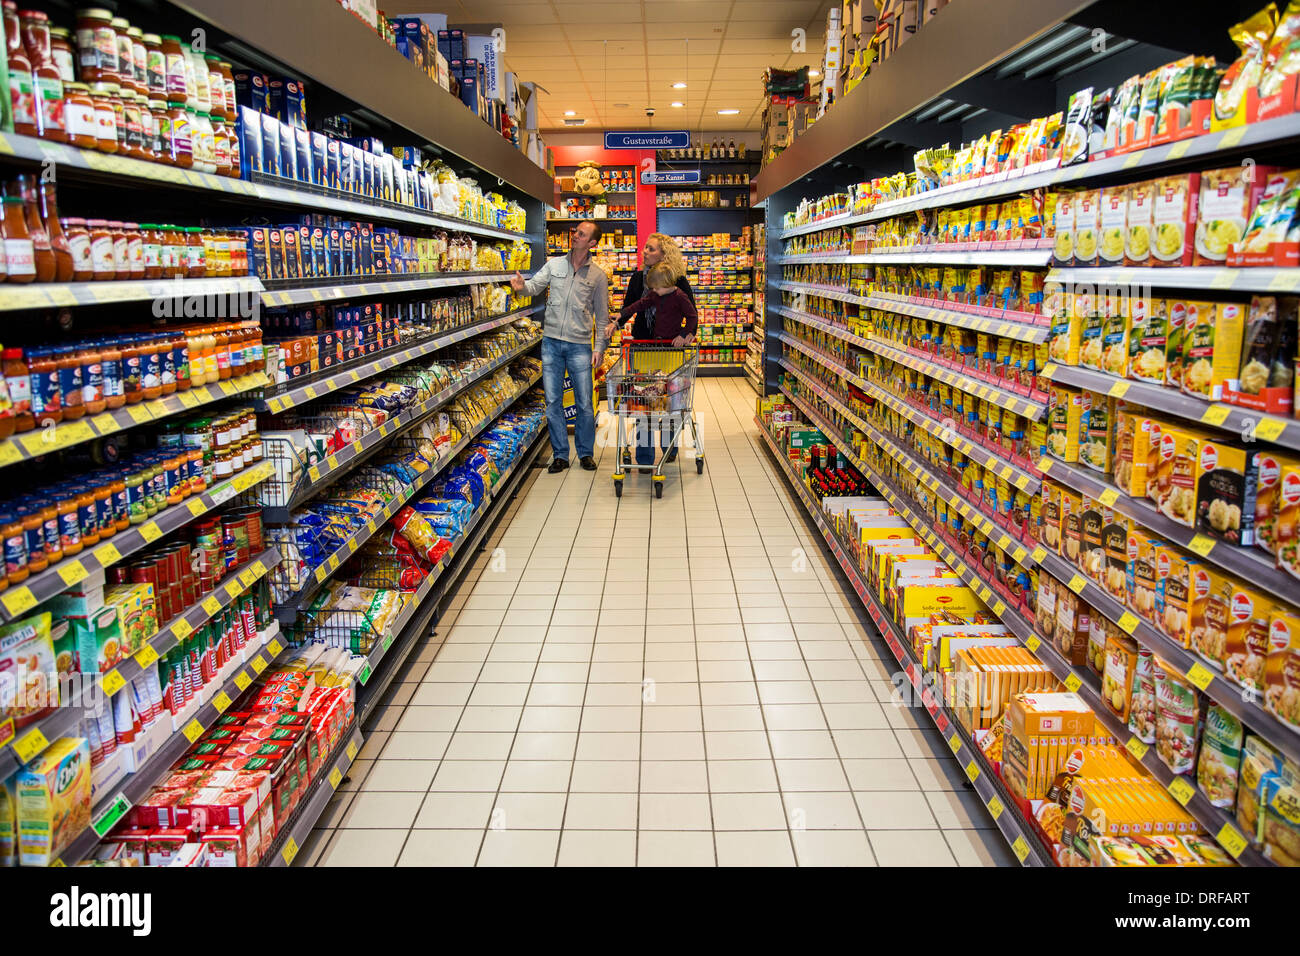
[641,169,702,185]
[604,130,691,150]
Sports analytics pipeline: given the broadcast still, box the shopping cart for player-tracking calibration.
[606,340,703,498]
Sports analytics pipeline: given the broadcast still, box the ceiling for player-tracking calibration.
[381,0,839,131]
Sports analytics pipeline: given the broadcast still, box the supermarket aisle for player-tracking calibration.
[300,378,1017,867]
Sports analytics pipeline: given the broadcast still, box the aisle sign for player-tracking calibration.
[641,169,701,185]
[605,130,690,150]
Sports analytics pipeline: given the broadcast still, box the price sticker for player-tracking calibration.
[1255,417,1287,443]
[1098,487,1119,506]
[126,404,154,424]
[304,386,318,401]
[1067,574,1087,594]
[0,441,23,466]
[187,499,207,517]
[947,733,961,754]
[993,600,1006,615]
[345,740,358,762]
[134,644,160,668]
[213,691,232,713]
[358,662,372,684]
[178,390,200,409]
[1125,736,1150,760]
[281,838,299,866]
[57,561,88,587]
[1186,662,1216,691]
[1166,138,1194,159]
[1187,534,1216,557]
[93,542,122,566]
[1012,837,1030,863]
[1026,634,1041,653]
[268,639,283,656]
[978,586,992,603]
[1041,362,1058,377]
[1118,611,1139,634]
[0,586,35,618]
[1038,457,1053,473]
[308,465,321,483]
[171,618,193,641]
[201,596,222,617]
[182,719,204,743]
[251,654,268,674]
[965,759,980,782]
[1167,776,1195,806]
[102,669,126,697]
[224,581,242,600]
[91,793,133,838]
[234,671,252,691]
[139,522,162,543]
[1064,672,1082,693]
[1215,823,1248,859]
[1015,473,1031,491]
[328,767,343,790]
[1200,404,1232,427]
[12,726,49,763]
[987,795,1005,820]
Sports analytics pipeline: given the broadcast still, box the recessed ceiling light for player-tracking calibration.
[672,82,687,89]
[670,102,684,108]
[563,110,576,116]
[808,69,820,77]
[613,102,629,108]
[717,109,740,115]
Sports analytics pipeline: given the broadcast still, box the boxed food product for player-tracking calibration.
[1127,296,1168,384]
[1099,185,1128,265]
[1156,546,1209,648]
[1061,488,1084,566]
[1125,180,1155,266]
[1276,457,1300,580]
[1115,410,1161,498]
[1193,165,1274,266]
[1150,173,1199,267]
[1078,391,1114,474]
[1054,587,1092,667]
[1079,307,1105,371]
[1002,692,1095,801]
[1100,297,1131,379]
[16,737,92,866]
[1052,189,1075,265]
[1222,579,1273,694]
[1225,294,1298,414]
[1195,438,1260,546]
[1195,567,1261,673]
[1103,512,1130,604]
[1073,190,1102,267]
[1048,292,1084,365]
[1127,535,1161,620]
[0,612,56,728]
[1153,660,1198,774]
[1040,480,1064,552]
[1128,649,1158,743]
[1078,495,1108,580]
[1182,301,1246,401]
[1101,632,1140,721]
[1046,385,1082,462]
[1265,608,1300,730]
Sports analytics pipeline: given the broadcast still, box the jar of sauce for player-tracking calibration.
[108,85,128,155]
[73,483,99,546]
[158,333,176,396]
[212,448,233,482]
[127,26,146,94]
[62,217,92,279]
[159,35,185,100]
[148,98,170,160]
[212,118,232,177]
[3,349,32,432]
[171,332,189,391]
[219,61,236,120]
[5,3,37,137]
[136,94,156,160]
[74,8,117,83]
[214,230,231,278]
[54,489,81,555]
[39,182,73,282]
[122,222,143,277]
[123,468,144,523]
[16,177,54,283]
[191,111,214,174]
[16,501,45,573]
[141,223,161,278]
[120,93,146,158]
[204,54,225,118]
[187,46,208,112]
[120,337,143,404]
[142,34,164,97]
[139,335,162,400]
[3,196,36,282]
[167,99,192,167]
[226,124,241,179]
[110,17,133,87]
[49,26,75,83]
[90,82,118,151]
[26,348,59,424]
[100,337,122,408]
[90,477,112,537]
[107,220,128,279]
[185,226,205,278]
[63,82,96,148]
[108,476,126,530]
[79,343,105,414]
[87,218,112,279]
[55,346,84,419]
[1,508,28,585]
[21,9,66,143]
[186,448,204,493]
[214,326,232,380]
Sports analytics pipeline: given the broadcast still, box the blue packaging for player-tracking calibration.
[266,78,285,122]
[246,226,271,279]
[282,79,307,129]
[380,154,395,202]
[297,226,314,278]
[310,227,327,277]
[238,107,263,177]
[459,75,478,113]
[362,151,375,198]
[235,70,269,113]
[282,227,302,280]
[327,227,342,275]
[325,138,340,189]
[279,120,297,180]
[261,114,282,177]
[266,228,285,280]
[310,132,328,187]
[341,228,355,276]
[294,126,312,183]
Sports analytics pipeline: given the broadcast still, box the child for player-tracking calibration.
[618,262,698,345]
[617,262,698,468]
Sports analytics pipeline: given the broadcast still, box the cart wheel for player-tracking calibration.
[654,482,663,499]
[696,458,704,474]
[614,480,623,498]
[622,449,631,466]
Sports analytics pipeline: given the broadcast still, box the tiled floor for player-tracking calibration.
[301,378,1018,867]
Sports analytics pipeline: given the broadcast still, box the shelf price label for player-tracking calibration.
[93,542,122,566]
[212,691,232,713]
[964,759,980,782]
[1025,634,1041,653]
[233,671,252,692]
[1124,736,1150,760]
[201,596,222,617]
[1064,672,1082,693]
[1255,417,1287,443]
[182,719,204,743]
[947,733,961,754]
[1097,487,1119,506]
[1187,534,1216,558]
[1031,546,1047,563]
[1186,662,1216,691]
[281,837,299,866]
[328,767,343,790]
[101,669,126,697]
[1200,404,1232,427]
[251,654,268,674]
[1166,776,1195,806]
[268,639,284,657]
[1,586,37,617]
[345,740,359,762]
[1215,823,1248,859]
[1012,837,1030,863]
[12,726,49,763]
[987,795,1005,820]
[134,644,160,669]
[1117,612,1139,634]
[1067,574,1087,594]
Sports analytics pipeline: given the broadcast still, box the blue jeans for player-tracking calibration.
[635,416,675,465]
[541,336,594,462]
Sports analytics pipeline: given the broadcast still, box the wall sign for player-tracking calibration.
[604,130,691,149]
[641,169,701,185]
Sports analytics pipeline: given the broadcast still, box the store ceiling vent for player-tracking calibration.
[993,23,1134,81]
[563,117,587,126]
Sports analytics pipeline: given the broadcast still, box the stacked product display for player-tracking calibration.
[747,222,767,390]
[754,0,1300,867]
[0,0,548,868]
[670,231,756,368]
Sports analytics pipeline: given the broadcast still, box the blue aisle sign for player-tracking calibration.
[604,130,691,150]
[641,169,701,185]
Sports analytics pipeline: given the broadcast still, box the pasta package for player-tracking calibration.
[1194,166,1274,266]
[1150,173,1199,267]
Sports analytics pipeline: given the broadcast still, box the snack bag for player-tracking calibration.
[1152,659,1198,774]
[1214,5,1279,126]
[1197,703,1244,808]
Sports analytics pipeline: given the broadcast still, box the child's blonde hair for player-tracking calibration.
[646,262,676,290]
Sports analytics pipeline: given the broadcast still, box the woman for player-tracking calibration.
[608,233,695,469]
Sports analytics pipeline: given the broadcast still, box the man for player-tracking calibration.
[511,219,609,474]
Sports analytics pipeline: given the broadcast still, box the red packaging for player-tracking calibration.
[209,787,264,829]
[136,788,193,828]
[159,770,212,790]
[146,828,190,866]
[201,825,253,868]
[107,827,151,865]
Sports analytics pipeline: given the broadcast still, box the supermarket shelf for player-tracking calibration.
[0,372,269,472]
[0,277,264,312]
[780,377,1039,570]
[653,183,752,191]
[778,213,876,240]
[53,622,288,867]
[657,154,760,165]
[657,206,754,212]
[559,190,636,196]
[0,691,90,787]
[262,335,542,519]
[774,304,875,352]
[266,723,365,868]
[259,271,513,307]
[698,364,747,376]
[0,133,531,244]
[779,332,871,391]
[547,217,638,223]
[753,420,1051,866]
[1043,362,1300,452]
[692,286,753,293]
[257,304,540,414]
[745,363,763,393]
[0,460,275,623]
[1048,265,1300,293]
[864,336,1048,420]
[776,353,1042,493]
[275,372,543,618]
[771,280,871,307]
[354,429,544,724]
[1035,547,1300,768]
[1039,455,1299,609]
[774,245,1053,267]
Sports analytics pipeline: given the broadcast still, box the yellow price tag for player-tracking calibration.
[177,390,200,409]
[201,596,222,617]
[1117,611,1139,634]
[213,691,232,713]
[126,404,154,424]
[1255,417,1287,443]
[93,542,122,566]
[139,522,162,543]
[182,719,204,743]
[57,561,88,587]
[1166,775,1195,806]
[1125,736,1150,760]
[12,726,49,763]
[1041,362,1058,377]
[1187,534,1216,557]
[987,795,1004,820]
[1,586,36,617]
[0,441,23,466]
[327,765,344,790]
[308,465,321,483]
[281,837,299,865]
[326,454,338,470]
[345,740,358,761]
[304,385,318,400]
[251,654,268,674]
[1012,837,1029,863]
[1186,662,1216,691]
[187,499,207,517]
[268,639,283,656]
[947,733,961,754]
[1098,487,1119,507]
[102,668,126,697]
[1026,634,1041,653]
[1064,672,1082,693]
[172,618,193,641]
[233,671,251,691]
[1031,546,1047,564]
[1215,823,1248,859]
[135,644,160,668]
[1200,404,1231,427]
[964,759,980,781]
[1012,547,1027,563]
[993,600,1006,615]
[1068,574,1086,593]
[1038,457,1053,473]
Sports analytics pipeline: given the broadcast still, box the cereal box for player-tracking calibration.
[1265,608,1300,730]
[16,737,92,866]
[1182,301,1245,401]
[1195,439,1261,547]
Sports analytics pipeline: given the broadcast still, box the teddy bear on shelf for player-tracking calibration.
[572,160,606,196]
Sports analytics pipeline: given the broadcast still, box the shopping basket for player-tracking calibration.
[604,340,703,498]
